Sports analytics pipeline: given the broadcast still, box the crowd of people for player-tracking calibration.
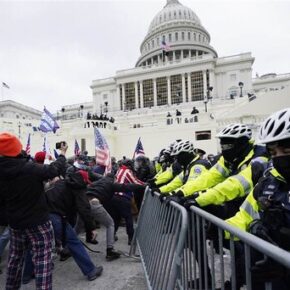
[0,107,290,289]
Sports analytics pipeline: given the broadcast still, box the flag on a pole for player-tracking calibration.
[94,127,111,174]
[74,139,81,156]
[161,40,170,61]
[133,137,145,159]
[42,136,47,152]
[2,82,10,89]
[39,107,60,133]
[25,133,31,155]
[53,149,59,159]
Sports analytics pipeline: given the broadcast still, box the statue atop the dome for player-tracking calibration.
[166,0,180,6]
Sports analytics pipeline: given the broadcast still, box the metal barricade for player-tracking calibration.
[130,188,188,290]
[178,205,290,290]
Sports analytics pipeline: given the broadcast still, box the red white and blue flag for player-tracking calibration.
[25,133,31,155]
[74,139,81,156]
[39,107,60,133]
[133,137,145,159]
[161,40,171,52]
[94,127,111,174]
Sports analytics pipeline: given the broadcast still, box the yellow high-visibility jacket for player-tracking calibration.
[155,165,174,186]
[160,156,209,194]
[181,146,268,206]
[225,168,283,239]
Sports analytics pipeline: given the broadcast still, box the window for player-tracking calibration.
[124,82,136,111]
[194,33,196,41]
[179,10,182,17]
[169,33,172,42]
[169,12,171,19]
[188,32,191,40]
[156,77,168,106]
[157,37,159,45]
[152,40,154,48]
[143,79,154,108]
[170,75,182,104]
[175,32,178,41]
[198,34,201,42]
[162,35,165,42]
[195,131,211,140]
[190,71,203,101]
[174,11,176,18]
[182,32,185,41]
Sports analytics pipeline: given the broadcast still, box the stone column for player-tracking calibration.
[121,84,125,111]
[209,70,215,98]
[117,85,121,111]
[182,73,186,103]
[153,78,157,107]
[187,73,192,101]
[140,81,144,108]
[167,76,172,105]
[135,82,139,109]
[203,70,207,99]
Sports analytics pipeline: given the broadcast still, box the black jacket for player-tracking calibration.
[45,172,96,232]
[0,155,66,229]
[86,176,145,205]
[0,195,7,226]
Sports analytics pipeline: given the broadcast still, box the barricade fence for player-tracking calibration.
[129,188,188,290]
[130,188,290,290]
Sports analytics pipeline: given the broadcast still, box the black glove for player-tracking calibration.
[147,178,156,188]
[159,193,167,203]
[164,195,183,206]
[183,198,199,210]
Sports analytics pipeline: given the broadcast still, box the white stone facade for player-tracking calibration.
[1,0,290,160]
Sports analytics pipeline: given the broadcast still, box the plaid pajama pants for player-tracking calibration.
[6,221,53,290]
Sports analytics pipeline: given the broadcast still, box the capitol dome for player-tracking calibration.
[136,0,217,67]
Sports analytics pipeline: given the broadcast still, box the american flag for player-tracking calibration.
[74,139,81,156]
[25,133,31,155]
[161,40,171,52]
[94,127,111,174]
[133,137,145,159]
[39,107,60,133]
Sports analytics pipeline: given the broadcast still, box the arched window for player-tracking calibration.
[182,32,185,41]
[175,32,178,41]
[188,32,191,40]
[169,33,172,42]
[169,12,171,19]
[198,34,201,42]
[194,33,196,41]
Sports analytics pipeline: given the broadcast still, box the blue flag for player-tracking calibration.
[39,107,60,133]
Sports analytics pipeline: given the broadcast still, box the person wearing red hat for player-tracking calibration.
[34,151,46,164]
[0,132,68,290]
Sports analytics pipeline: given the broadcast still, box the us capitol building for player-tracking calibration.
[1,0,290,158]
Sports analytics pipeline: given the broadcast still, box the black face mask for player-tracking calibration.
[272,155,290,184]
[176,152,192,167]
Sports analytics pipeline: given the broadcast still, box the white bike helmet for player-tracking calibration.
[171,140,194,156]
[258,108,290,144]
[216,123,252,139]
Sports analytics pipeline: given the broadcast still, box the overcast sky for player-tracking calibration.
[0,0,289,113]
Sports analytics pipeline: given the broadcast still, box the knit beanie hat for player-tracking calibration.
[0,132,22,157]
[34,151,46,164]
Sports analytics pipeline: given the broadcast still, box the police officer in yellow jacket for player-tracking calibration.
[149,140,182,187]
[182,124,269,216]
[224,108,290,289]
[157,140,210,200]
